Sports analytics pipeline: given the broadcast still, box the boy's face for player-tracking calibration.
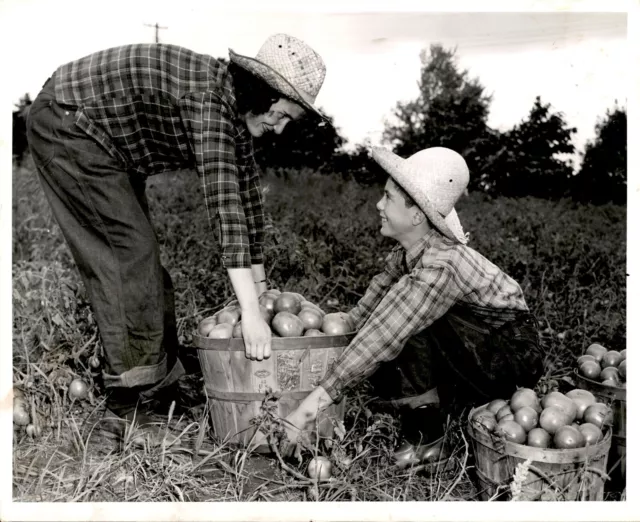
[244,98,305,138]
[376,178,416,242]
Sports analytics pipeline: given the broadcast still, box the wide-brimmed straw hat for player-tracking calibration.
[372,147,470,244]
[229,34,326,118]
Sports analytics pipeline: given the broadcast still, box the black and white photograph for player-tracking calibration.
[2,0,636,520]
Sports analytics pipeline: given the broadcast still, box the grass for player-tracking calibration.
[12,157,626,502]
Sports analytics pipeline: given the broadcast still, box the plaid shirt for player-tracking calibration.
[53,43,263,269]
[319,229,529,401]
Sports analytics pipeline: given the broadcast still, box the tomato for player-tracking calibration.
[300,301,326,317]
[472,409,498,432]
[527,427,551,448]
[89,356,101,369]
[68,379,88,400]
[539,406,571,434]
[288,292,306,304]
[496,419,526,444]
[13,405,30,426]
[585,343,607,362]
[486,399,508,415]
[496,405,514,421]
[232,321,243,338]
[579,423,604,446]
[579,361,601,380]
[217,308,241,327]
[554,425,585,449]
[510,388,538,412]
[618,359,627,380]
[259,304,274,324]
[321,313,352,335]
[26,424,41,438]
[272,312,305,337]
[599,367,620,383]
[600,350,622,369]
[566,389,596,421]
[307,456,332,479]
[258,293,277,313]
[298,309,323,331]
[577,354,596,366]
[207,323,234,339]
[583,403,612,430]
[541,392,577,423]
[514,406,538,432]
[274,293,303,315]
[198,316,217,336]
[304,329,325,337]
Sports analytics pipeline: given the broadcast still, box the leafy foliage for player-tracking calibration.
[253,112,346,173]
[571,106,627,204]
[12,160,626,501]
[477,97,577,198]
[383,44,494,184]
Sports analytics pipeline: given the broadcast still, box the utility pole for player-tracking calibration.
[144,22,168,43]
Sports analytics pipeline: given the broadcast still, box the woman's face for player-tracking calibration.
[244,98,305,138]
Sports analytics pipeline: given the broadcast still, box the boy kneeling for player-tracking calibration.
[277,147,543,466]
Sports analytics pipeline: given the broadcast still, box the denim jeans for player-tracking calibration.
[369,306,543,414]
[26,75,184,394]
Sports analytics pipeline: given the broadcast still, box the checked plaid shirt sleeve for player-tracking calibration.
[179,93,263,268]
[347,246,405,330]
[320,259,463,402]
[235,133,265,265]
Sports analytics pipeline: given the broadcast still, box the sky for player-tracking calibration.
[0,1,629,165]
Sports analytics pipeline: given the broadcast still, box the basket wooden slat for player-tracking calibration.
[192,332,354,446]
[575,370,626,480]
[468,404,611,501]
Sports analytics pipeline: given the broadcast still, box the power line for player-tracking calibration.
[144,22,168,43]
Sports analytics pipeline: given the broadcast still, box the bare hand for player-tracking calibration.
[241,307,272,361]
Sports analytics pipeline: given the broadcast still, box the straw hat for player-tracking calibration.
[229,34,326,118]
[372,147,470,244]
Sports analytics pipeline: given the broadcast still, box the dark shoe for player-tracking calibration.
[140,381,183,415]
[101,407,180,448]
[392,435,449,470]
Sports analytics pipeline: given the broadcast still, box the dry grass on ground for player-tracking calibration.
[12,160,626,501]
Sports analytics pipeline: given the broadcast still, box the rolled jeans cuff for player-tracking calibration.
[102,355,184,390]
[140,358,186,399]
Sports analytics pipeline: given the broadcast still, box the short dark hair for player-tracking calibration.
[389,177,417,209]
[228,62,298,116]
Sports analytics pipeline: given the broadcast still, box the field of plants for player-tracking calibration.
[12,158,626,502]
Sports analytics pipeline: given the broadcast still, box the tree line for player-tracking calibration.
[12,44,626,204]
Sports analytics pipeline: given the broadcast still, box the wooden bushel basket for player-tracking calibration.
[575,370,626,481]
[193,333,354,446]
[468,404,611,501]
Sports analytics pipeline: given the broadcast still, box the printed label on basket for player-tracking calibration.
[308,351,325,387]
[327,349,340,375]
[254,369,271,394]
[276,351,300,391]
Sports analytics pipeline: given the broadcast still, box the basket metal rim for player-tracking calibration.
[191,332,356,351]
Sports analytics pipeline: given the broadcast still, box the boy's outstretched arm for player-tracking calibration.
[250,385,333,450]
[281,386,334,439]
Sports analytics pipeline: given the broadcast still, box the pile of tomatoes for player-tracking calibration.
[577,343,626,387]
[471,387,612,450]
[197,290,355,339]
